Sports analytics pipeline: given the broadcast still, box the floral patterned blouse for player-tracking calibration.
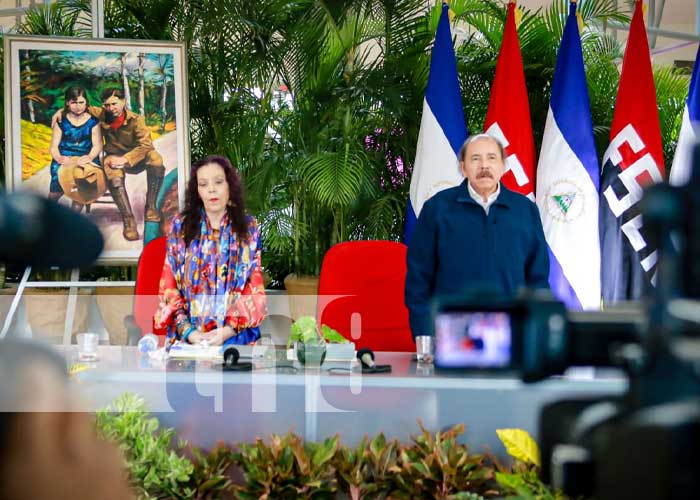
[154,210,267,345]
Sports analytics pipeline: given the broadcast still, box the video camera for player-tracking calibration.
[432,145,700,500]
[433,292,643,382]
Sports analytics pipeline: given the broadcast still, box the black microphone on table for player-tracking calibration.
[222,347,252,371]
[356,348,392,374]
[0,192,104,267]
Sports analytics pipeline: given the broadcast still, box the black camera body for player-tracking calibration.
[431,144,700,499]
[433,292,642,382]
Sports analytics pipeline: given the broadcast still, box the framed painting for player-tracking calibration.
[4,35,189,263]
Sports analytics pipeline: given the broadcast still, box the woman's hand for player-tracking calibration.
[76,155,92,165]
[57,155,72,165]
[201,326,234,346]
[187,330,204,344]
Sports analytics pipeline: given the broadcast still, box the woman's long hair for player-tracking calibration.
[62,86,89,115]
[182,155,248,245]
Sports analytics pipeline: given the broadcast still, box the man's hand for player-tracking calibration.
[104,156,129,169]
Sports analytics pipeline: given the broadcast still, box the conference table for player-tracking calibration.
[63,346,627,456]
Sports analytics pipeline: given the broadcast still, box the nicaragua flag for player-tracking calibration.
[536,2,600,310]
[600,0,664,304]
[669,45,700,187]
[405,2,467,244]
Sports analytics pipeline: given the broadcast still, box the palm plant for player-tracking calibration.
[16,0,92,37]
[235,0,436,280]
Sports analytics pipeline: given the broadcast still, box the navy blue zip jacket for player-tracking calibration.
[405,180,550,337]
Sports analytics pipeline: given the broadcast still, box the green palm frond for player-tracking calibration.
[55,0,94,35]
[259,207,296,254]
[300,147,370,208]
[582,30,624,62]
[583,31,622,157]
[18,2,86,37]
[653,66,690,167]
[540,0,630,43]
[579,0,631,23]
[104,0,183,39]
[459,11,505,52]
[351,191,405,240]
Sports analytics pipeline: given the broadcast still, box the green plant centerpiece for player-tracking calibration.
[288,316,348,366]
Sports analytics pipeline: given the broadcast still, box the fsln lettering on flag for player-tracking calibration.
[600,0,664,304]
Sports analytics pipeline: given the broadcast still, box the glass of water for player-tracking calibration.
[415,335,434,364]
[76,332,99,361]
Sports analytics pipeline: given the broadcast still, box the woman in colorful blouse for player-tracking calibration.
[154,155,267,346]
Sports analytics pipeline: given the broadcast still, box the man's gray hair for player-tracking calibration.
[458,133,506,161]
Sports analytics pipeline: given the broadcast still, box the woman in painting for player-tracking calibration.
[48,86,102,209]
[154,155,267,346]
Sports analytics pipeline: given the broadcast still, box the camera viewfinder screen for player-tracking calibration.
[435,312,512,368]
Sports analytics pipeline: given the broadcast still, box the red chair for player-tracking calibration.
[317,240,415,352]
[124,236,167,344]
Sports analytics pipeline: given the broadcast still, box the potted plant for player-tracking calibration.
[287,315,348,366]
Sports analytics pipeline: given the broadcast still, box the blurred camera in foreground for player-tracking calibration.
[0,191,103,268]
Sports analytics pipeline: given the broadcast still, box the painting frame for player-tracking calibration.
[4,35,190,264]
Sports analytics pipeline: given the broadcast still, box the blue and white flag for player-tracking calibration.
[405,3,467,244]
[670,45,700,186]
[536,2,600,310]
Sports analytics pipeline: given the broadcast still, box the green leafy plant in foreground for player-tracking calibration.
[232,432,339,499]
[391,422,497,499]
[333,433,402,500]
[97,393,568,499]
[494,429,568,500]
[95,392,233,499]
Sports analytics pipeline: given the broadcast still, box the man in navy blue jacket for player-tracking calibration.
[405,134,549,337]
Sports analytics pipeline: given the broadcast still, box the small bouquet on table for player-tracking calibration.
[286,316,355,366]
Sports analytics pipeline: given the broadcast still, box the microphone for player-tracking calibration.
[224,347,240,366]
[356,348,391,373]
[0,192,104,267]
[357,348,376,368]
[222,347,252,371]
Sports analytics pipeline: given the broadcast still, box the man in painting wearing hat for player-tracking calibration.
[55,87,165,241]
